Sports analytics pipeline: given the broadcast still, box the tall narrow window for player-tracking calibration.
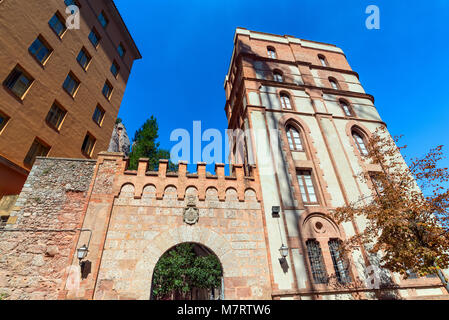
[102,81,113,100]
[46,102,67,130]
[63,72,80,97]
[0,110,10,133]
[340,100,352,117]
[92,105,105,126]
[77,47,92,70]
[89,28,101,48]
[29,36,53,65]
[3,66,34,99]
[318,54,327,67]
[280,93,292,110]
[117,43,126,58]
[267,47,277,59]
[24,138,50,166]
[82,133,96,157]
[48,13,66,38]
[328,239,351,284]
[370,173,384,196]
[306,240,327,284]
[273,70,283,82]
[297,170,318,204]
[110,60,120,77]
[352,131,369,156]
[98,11,109,28]
[287,126,303,151]
[329,78,339,90]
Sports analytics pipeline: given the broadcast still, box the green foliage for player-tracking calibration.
[128,116,177,171]
[152,243,222,300]
[0,293,9,300]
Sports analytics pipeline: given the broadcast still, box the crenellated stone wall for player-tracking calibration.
[0,152,273,300]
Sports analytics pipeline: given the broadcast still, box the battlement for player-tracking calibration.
[97,152,261,202]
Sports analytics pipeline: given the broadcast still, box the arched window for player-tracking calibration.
[280,93,292,110]
[306,240,327,284]
[286,126,303,151]
[329,77,339,90]
[339,99,353,117]
[318,54,327,67]
[273,70,283,82]
[267,46,277,59]
[328,239,351,284]
[352,130,369,156]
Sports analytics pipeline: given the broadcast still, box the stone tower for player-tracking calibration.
[223,28,448,300]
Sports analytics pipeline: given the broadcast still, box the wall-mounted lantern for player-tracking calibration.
[76,229,92,277]
[279,244,289,259]
[77,244,89,265]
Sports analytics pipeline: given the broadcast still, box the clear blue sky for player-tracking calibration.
[114,0,449,175]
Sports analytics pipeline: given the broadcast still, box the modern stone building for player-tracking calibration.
[0,0,141,198]
[0,28,447,300]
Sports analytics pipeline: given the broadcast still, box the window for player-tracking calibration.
[82,133,96,157]
[329,239,351,284]
[297,170,318,204]
[3,66,34,99]
[280,93,292,110]
[88,28,101,48]
[110,60,120,77]
[102,81,113,100]
[0,110,10,133]
[370,173,384,195]
[46,102,67,130]
[117,43,126,58]
[318,54,327,67]
[306,240,327,284]
[24,138,50,166]
[0,216,8,228]
[340,100,353,117]
[273,70,283,82]
[63,72,80,97]
[29,36,53,65]
[48,12,66,38]
[329,78,339,90]
[92,105,105,126]
[352,131,369,156]
[76,47,92,70]
[267,47,277,59]
[98,11,109,28]
[287,126,303,151]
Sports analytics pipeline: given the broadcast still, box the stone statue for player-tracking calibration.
[107,122,130,155]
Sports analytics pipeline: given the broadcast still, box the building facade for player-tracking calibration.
[0,0,141,198]
[0,28,448,300]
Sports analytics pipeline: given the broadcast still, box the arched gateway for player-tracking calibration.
[150,242,224,300]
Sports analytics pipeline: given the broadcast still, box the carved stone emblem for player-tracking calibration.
[183,196,199,225]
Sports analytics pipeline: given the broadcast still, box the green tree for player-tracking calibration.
[128,116,177,171]
[152,243,223,300]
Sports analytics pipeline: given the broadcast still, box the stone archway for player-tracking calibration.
[129,226,242,300]
[150,242,224,300]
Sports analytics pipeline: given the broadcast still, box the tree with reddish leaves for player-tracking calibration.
[333,127,449,291]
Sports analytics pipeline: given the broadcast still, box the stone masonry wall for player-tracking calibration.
[63,153,273,300]
[0,157,96,300]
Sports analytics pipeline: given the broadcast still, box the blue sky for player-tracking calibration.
[114,0,449,176]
